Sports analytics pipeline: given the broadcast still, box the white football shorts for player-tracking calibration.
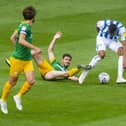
[96,36,122,53]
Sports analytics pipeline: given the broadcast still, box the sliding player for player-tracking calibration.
[48,32,79,81]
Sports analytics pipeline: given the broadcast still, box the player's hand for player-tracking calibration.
[68,76,78,81]
[35,47,41,54]
[54,32,62,39]
[31,47,41,56]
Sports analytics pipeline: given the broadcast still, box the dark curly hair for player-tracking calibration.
[22,6,36,20]
[108,24,117,35]
[62,53,72,60]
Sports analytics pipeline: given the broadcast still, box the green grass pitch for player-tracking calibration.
[0,0,126,126]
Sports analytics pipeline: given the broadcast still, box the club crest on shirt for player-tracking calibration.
[21,26,26,31]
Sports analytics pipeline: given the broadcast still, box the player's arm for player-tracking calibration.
[10,30,18,45]
[19,33,41,54]
[96,20,104,32]
[5,30,18,67]
[48,32,62,62]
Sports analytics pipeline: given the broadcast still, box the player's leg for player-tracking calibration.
[117,48,126,83]
[77,64,92,70]
[44,66,82,80]
[13,72,34,111]
[32,51,51,74]
[89,37,107,67]
[122,41,126,68]
[0,76,18,114]
[44,70,74,80]
[13,60,35,111]
[109,40,126,83]
[44,63,92,80]
[0,57,21,114]
[79,37,106,84]
[44,70,67,80]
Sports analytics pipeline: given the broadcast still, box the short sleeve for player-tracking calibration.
[96,20,104,30]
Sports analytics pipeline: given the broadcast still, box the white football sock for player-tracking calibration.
[117,56,123,79]
[79,70,89,84]
[78,55,101,84]
[89,55,101,67]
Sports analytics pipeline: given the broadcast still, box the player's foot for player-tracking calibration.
[116,78,126,84]
[0,99,8,114]
[13,95,22,111]
[77,64,92,70]
[5,58,11,67]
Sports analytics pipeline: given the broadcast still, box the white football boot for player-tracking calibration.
[116,78,126,84]
[0,99,8,114]
[13,95,22,111]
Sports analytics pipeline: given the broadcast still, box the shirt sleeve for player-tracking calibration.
[119,27,126,41]
[96,20,104,30]
[20,26,27,35]
[50,57,56,64]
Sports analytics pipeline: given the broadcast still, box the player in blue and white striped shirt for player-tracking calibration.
[79,19,126,84]
[96,20,125,40]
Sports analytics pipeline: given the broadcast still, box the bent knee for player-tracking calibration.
[117,47,123,55]
[8,77,18,86]
[28,79,35,85]
[98,51,105,59]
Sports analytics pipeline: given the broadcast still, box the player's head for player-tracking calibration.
[108,24,117,35]
[62,53,72,67]
[22,6,36,23]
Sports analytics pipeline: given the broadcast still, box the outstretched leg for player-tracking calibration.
[78,55,102,84]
